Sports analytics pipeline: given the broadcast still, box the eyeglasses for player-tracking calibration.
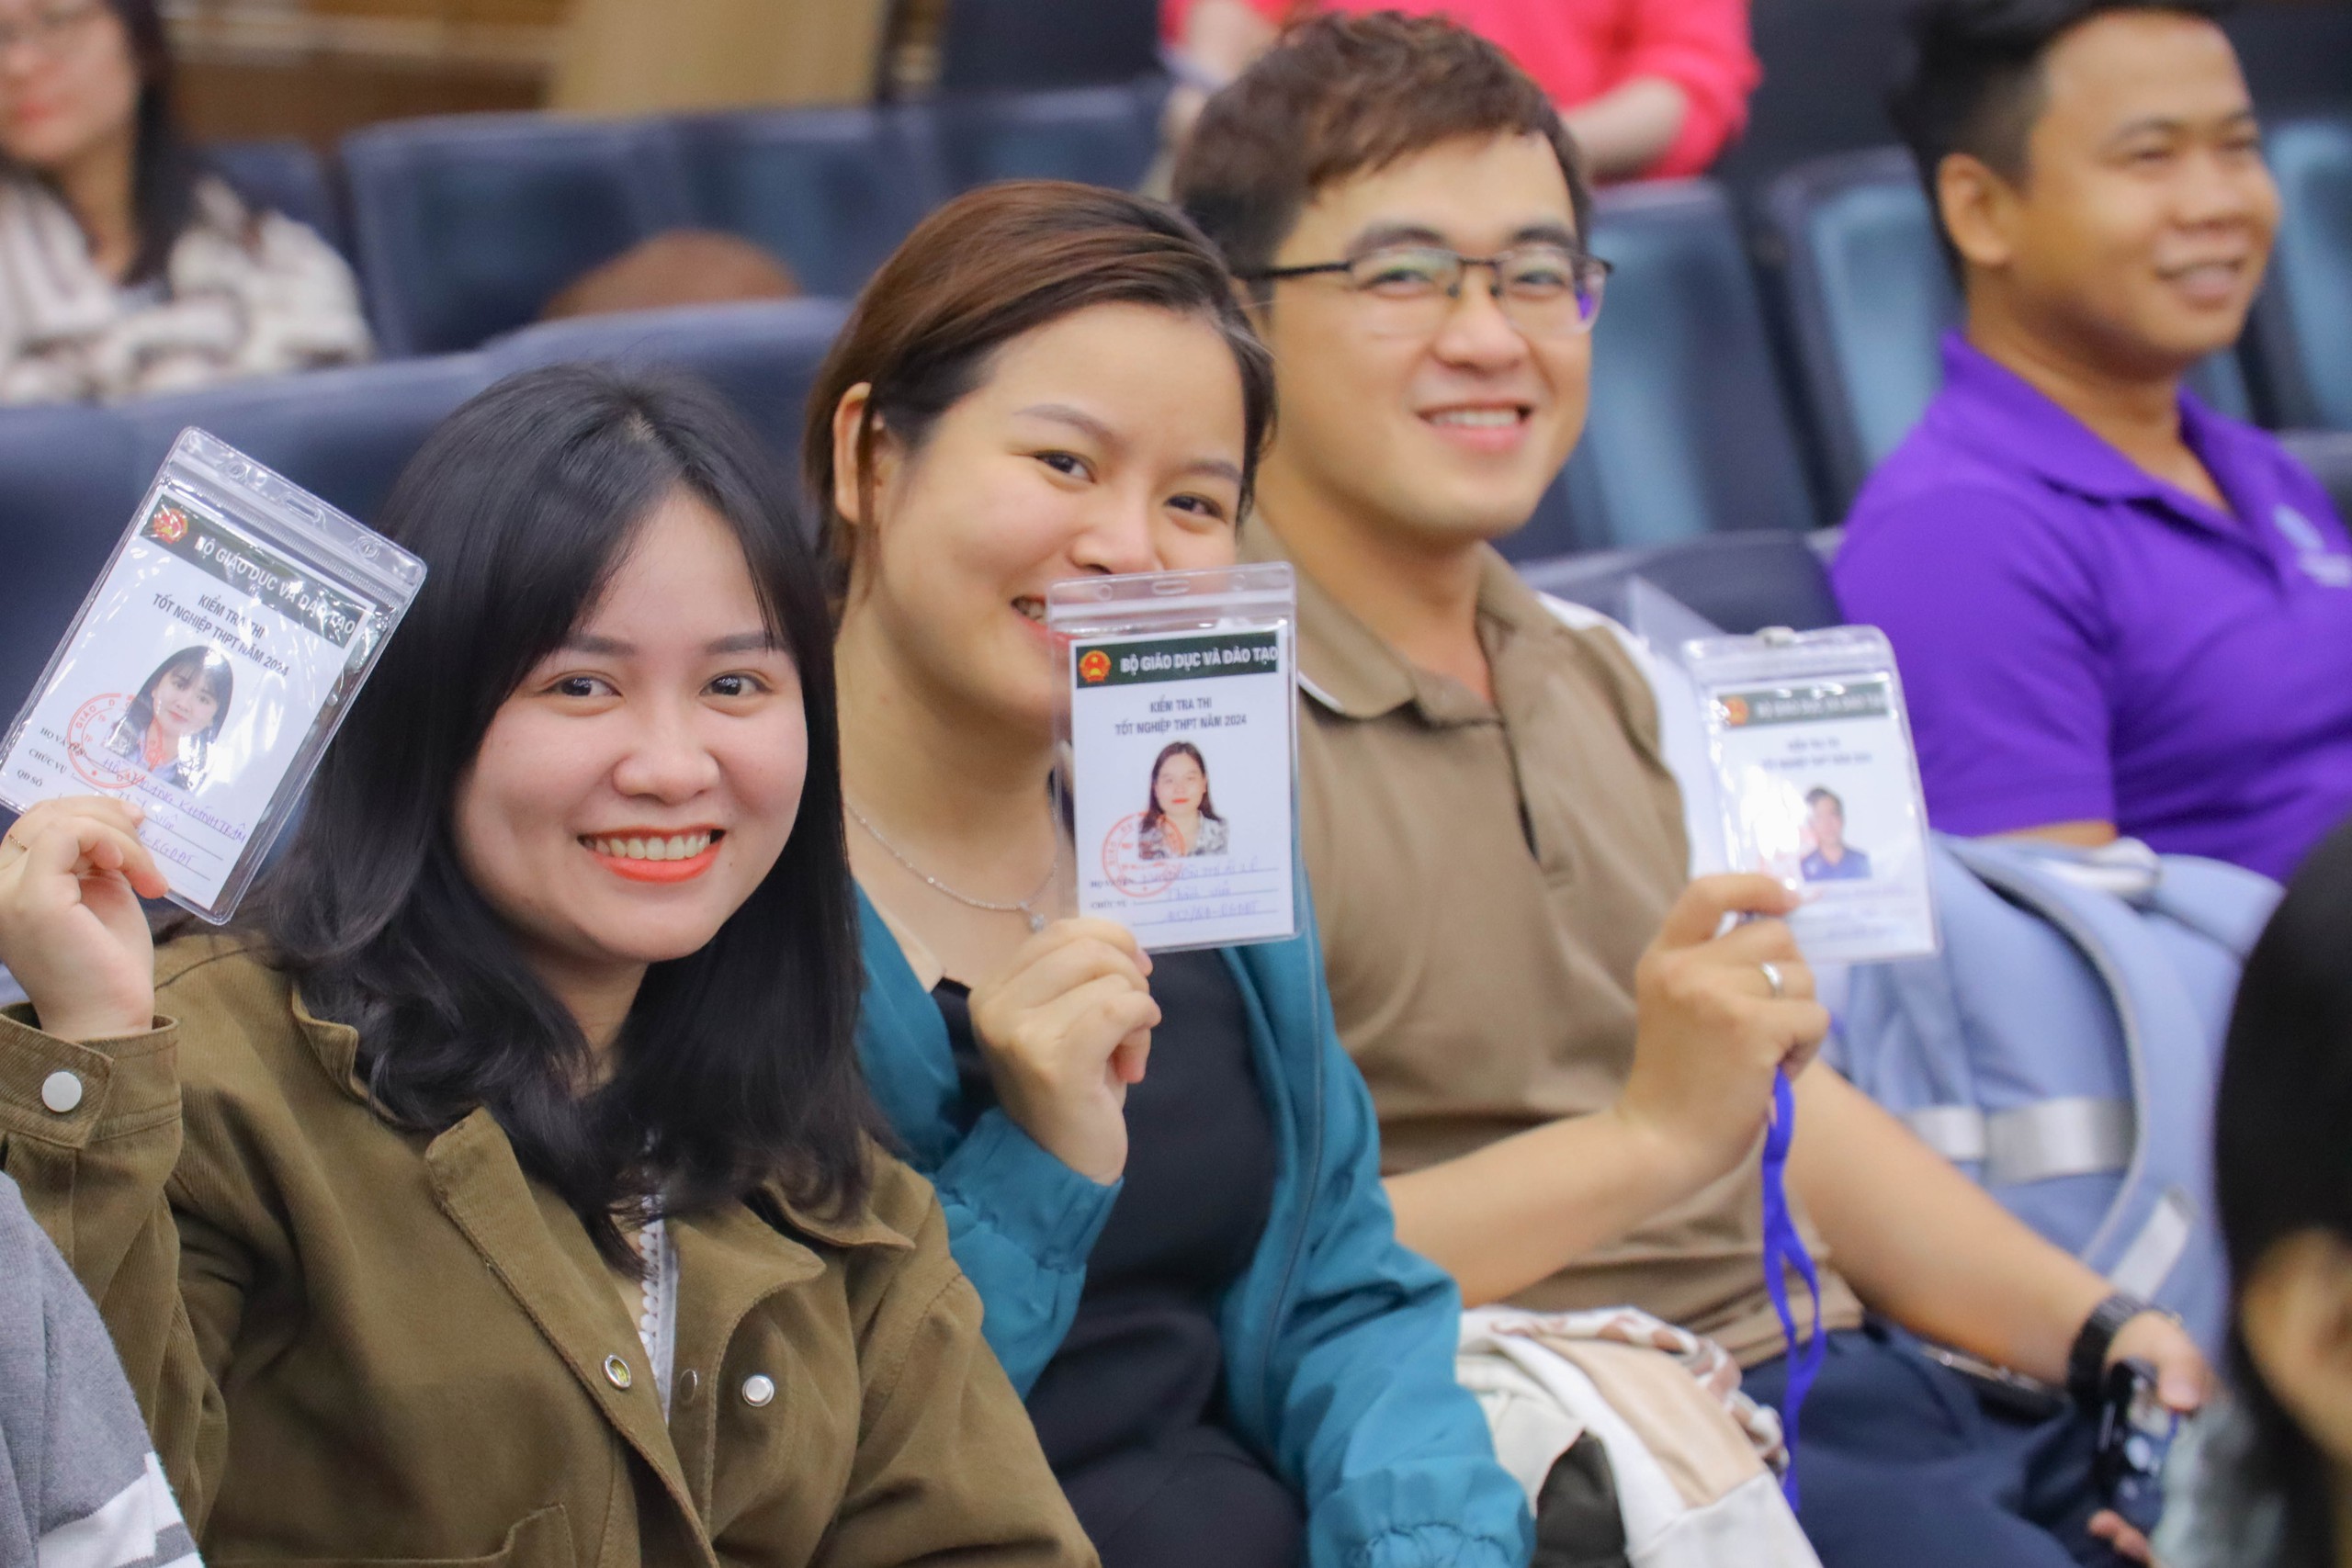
[0,0,105,58]
[1242,243,1612,339]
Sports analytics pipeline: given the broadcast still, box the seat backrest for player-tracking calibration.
[1518,530,1844,636]
[342,114,692,357]
[487,299,852,500]
[0,405,144,718]
[933,0,1160,94]
[205,139,347,255]
[1574,180,1819,548]
[1764,149,1957,509]
[1767,147,2260,508]
[929,79,1170,194]
[118,354,496,527]
[679,107,946,299]
[2247,117,2352,431]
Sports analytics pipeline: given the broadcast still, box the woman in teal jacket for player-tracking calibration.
[812,182,1530,1568]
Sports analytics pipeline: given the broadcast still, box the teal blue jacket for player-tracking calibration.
[856,885,1532,1568]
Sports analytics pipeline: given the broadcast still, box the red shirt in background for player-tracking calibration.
[1163,0,1758,179]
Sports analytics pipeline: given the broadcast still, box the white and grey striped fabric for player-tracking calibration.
[0,1172,198,1568]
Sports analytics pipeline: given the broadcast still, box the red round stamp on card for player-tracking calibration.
[65,693,145,791]
[1100,811,1182,898]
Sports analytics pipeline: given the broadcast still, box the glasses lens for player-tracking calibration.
[1347,246,1458,297]
[1498,248,1604,335]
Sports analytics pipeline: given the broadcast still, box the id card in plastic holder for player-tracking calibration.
[1685,626,1939,964]
[0,429,425,922]
[1048,565,1298,953]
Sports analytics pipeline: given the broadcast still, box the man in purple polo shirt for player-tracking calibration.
[1834,0,2352,885]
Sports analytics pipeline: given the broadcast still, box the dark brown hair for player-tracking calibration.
[800,179,1275,592]
[1172,11,1593,286]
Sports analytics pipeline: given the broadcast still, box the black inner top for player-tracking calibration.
[933,946,1302,1565]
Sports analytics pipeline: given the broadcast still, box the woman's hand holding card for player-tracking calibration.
[967,919,1161,1186]
[0,795,166,1042]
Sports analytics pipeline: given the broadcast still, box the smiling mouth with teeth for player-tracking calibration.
[1427,408,1527,427]
[581,829,726,883]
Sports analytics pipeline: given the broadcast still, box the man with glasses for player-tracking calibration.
[1177,14,2206,1565]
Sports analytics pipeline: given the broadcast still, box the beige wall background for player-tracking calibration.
[549,0,892,114]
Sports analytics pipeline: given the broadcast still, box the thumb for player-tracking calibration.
[2160,1359,2204,1412]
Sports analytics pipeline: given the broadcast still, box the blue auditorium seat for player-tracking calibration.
[0,404,143,716]
[678,107,945,298]
[929,79,1170,194]
[119,353,496,526]
[2247,117,2352,432]
[488,298,852,491]
[207,139,346,255]
[1539,179,1820,555]
[343,114,692,357]
[932,0,1159,94]
[1766,148,2257,509]
[1518,530,1845,637]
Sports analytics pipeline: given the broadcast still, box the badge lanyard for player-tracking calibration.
[1761,1068,1826,1507]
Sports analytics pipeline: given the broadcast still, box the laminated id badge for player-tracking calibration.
[0,429,425,922]
[1685,626,1938,964]
[1049,565,1298,952]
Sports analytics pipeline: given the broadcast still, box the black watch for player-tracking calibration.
[2066,1292,2156,1407]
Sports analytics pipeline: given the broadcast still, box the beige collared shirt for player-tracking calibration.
[1248,520,1863,1364]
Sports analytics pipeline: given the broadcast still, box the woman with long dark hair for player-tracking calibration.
[0,0,369,402]
[2165,819,2352,1568]
[0,365,1091,1563]
[819,181,1526,1568]
[104,642,231,790]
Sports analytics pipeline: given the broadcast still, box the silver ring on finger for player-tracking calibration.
[1758,960,1787,1000]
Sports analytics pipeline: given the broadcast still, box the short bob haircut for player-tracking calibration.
[1173,11,1594,289]
[256,366,870,1265]
[1888,0,2235,258]
[2210,818,2352,1568]
[801,179,1276,595]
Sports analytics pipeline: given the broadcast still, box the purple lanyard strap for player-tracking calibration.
[1761,1068,1826,1508]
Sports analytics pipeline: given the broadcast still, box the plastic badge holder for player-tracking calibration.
[0,428,425,923]
[1048,564,1299,953]
[1684,626,1939,964]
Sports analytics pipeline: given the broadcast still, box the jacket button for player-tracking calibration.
[676,1369,699,1404]
[604,1355,633,1390]
[40,1071,83,1113]
[740,1373,775,1407]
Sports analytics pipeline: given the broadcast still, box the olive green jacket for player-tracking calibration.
[0,937,1095,1568]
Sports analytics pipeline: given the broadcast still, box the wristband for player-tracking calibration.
[2067,1292,2156,1407]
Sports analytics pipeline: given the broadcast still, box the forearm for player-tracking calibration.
[1385,1105,1710,1308]
[1180,0,1278,84]
[1560,77,1689,181]
[1790,1066,2107,1383]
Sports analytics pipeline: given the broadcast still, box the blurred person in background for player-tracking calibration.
[1177,14,2209,1564]
[1163,0,1758,182]
[0,0,369,403]
[1834,0,2352,885]
[2157,817,2352,1568]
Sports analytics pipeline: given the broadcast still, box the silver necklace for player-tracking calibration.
[846,799,1062,932]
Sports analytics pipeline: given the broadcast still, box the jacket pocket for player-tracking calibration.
[215,1505,573,1568]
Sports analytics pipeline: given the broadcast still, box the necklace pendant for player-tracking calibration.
[1026,910,1046,933]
